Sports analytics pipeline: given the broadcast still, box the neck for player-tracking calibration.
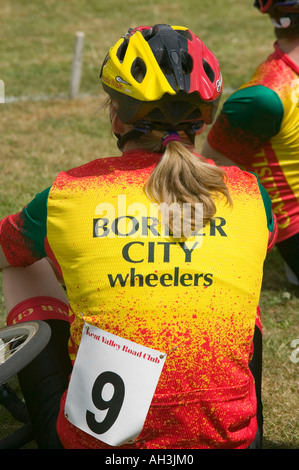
[122,141,143,151]
[277,37,299,64]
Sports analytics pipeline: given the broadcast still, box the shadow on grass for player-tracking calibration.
[263,438,298,450]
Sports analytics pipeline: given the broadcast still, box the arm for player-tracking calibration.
[203,85,283,166]
[251,172,278,252]
[0,246,10,270]
[0,187,50,269]
[201,139,238,167]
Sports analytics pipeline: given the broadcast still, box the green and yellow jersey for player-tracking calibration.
[207,42,299,243]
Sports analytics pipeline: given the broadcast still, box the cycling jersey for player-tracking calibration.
[207,42,299,243]
[0,150,277,449]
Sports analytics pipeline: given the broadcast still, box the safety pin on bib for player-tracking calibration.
[160,344,180,359]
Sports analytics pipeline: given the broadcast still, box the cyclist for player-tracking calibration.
[0,24,277,449]
[202,0,299,286]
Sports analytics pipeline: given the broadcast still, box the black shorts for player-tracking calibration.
[17,319,72,449]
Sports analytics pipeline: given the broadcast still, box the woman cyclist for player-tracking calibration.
[0,24,277,449]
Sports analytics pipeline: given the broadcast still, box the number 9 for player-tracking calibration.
[86,371,125,434]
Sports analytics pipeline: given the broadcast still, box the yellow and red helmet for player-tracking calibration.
[100,24,223,131]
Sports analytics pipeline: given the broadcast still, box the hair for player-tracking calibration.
[106,99,232,238]
[140,131,232,238]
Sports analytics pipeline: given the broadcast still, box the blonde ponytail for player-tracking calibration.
[107,101,232,238]
[145,139,232,238]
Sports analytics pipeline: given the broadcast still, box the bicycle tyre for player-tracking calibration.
[0,422,34,449]
[0,321,51,385]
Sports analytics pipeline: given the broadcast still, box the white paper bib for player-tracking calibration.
[64,323,166,446]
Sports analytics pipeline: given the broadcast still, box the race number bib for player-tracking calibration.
[64,323,166,446]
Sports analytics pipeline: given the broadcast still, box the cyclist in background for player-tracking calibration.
[0,24,277,449]
[202,0,299,286]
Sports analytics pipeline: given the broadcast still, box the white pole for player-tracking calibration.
[0,79,4,103]
[70,31,85,99]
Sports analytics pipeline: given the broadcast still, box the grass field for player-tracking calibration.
[0,0,298,449]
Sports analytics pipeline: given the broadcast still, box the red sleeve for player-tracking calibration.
[207,112,265,165]
[0,212,41,266]
[0,188,49,267]
[207,85,283,165]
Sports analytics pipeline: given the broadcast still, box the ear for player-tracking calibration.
[110,104,125,134]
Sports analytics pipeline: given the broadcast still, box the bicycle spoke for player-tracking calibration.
[0,335,27,363]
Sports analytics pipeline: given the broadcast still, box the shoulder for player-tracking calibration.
[54,152,161,185]
[224,86,283,124]
[256,42,299,82]
[221,85,283,138]
[48,157,124,190]
[25,187,51,214]
[224,166,275,232]
[64,157,122,178]
[222,165,268,197]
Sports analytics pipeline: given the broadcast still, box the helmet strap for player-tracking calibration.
[115,129,148,150]
[115,126,196,151]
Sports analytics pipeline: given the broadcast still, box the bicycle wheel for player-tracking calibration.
[0,321,51,385]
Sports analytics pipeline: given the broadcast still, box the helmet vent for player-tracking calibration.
[175,29,193,41]
[131,57,147,83]
[180,51,193,75]
[141,27,155,41]
[117,39,129,63]
[155,49,174,76]
[202,58,215,83]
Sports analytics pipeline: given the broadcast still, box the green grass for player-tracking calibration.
[1,0,274,98]
[0,0,298,450]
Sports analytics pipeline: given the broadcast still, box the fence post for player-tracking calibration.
[0,79,4,103]
[70,31,85,99]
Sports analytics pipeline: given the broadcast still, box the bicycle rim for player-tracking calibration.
[0,321,51,385]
